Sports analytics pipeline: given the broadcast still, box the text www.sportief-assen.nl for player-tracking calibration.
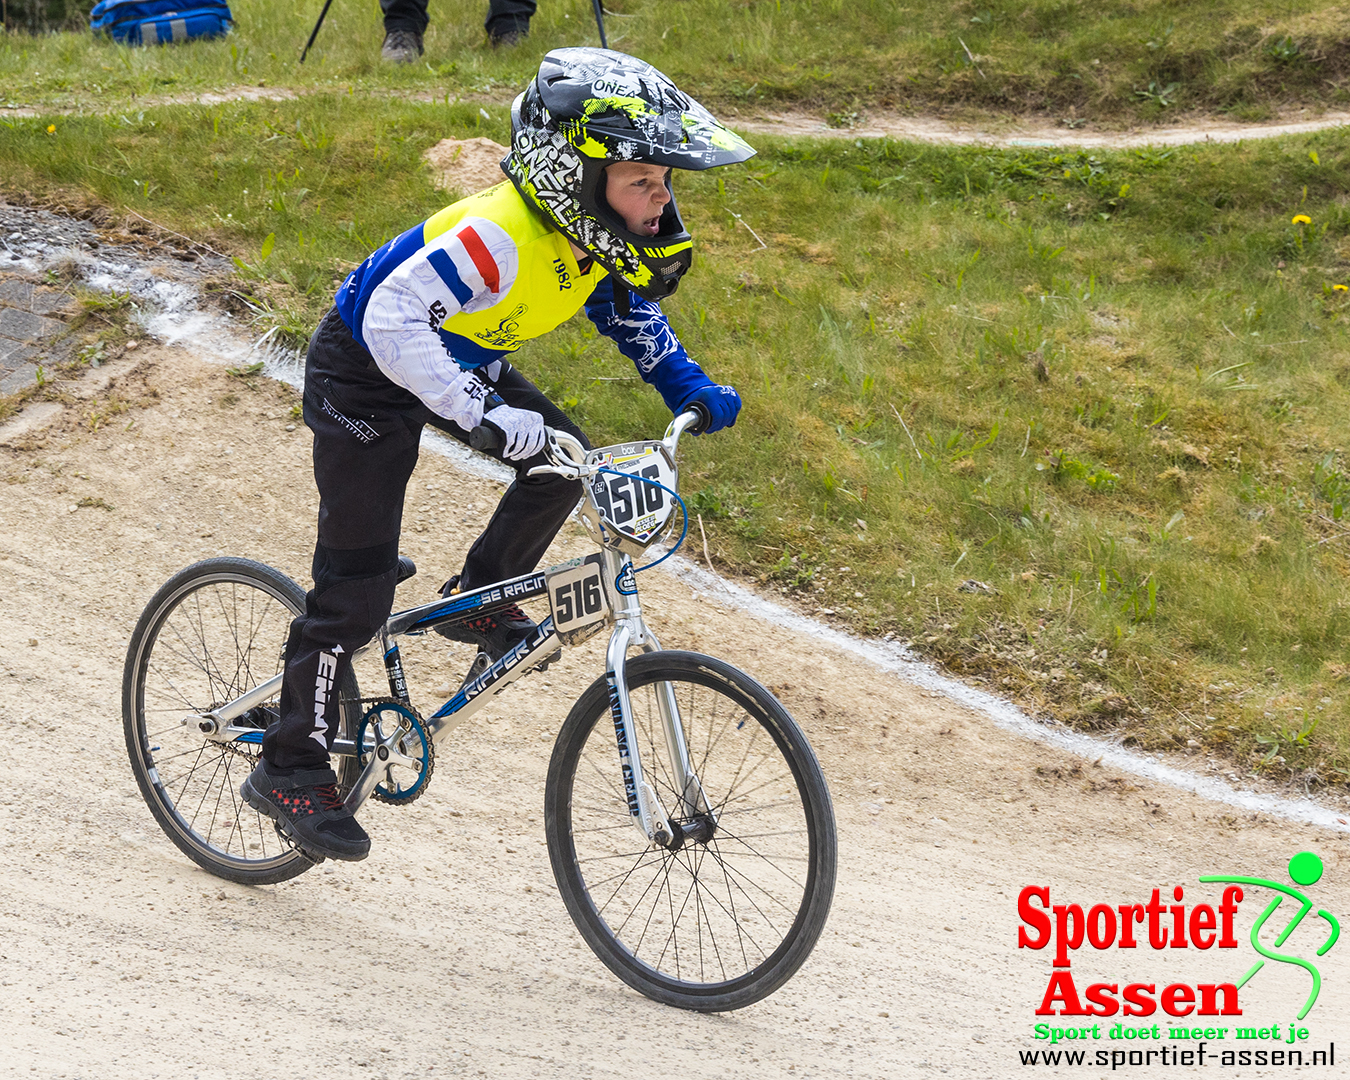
[1019,1044,1335,1069]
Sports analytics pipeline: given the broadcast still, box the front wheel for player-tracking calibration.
[122,557,361,885]
[545,651,837,1011]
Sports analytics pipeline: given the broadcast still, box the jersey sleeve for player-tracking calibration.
[358,218,518,429]
[583,276,713,413]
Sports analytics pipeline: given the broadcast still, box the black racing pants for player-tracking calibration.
[262,306,589,770]
[380,0,536,37]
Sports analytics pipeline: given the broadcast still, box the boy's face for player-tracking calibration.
[603,161,672,237]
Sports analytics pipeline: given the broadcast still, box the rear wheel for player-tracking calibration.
[545,651,836,1011]
[122,557,361,884]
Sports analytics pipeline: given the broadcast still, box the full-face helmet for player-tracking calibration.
[503,47,755,301]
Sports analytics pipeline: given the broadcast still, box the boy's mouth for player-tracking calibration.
[641,216,660,235]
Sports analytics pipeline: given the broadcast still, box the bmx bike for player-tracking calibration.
[122,409,837,1010]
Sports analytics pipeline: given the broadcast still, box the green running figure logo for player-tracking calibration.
[1200,851,1341,1020]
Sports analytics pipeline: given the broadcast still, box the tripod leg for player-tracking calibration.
[590,0,607,49]
[300,0,337,64]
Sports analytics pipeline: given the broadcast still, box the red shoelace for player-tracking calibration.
[315,784,345,812]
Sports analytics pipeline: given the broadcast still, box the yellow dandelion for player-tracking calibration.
[1335,284,1349,292]
[1292,214,1312,225]
[46,124,55,134]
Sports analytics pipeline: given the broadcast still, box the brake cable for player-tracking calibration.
[595,466,689,573]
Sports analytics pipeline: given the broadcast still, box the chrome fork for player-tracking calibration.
[599,547,707,847]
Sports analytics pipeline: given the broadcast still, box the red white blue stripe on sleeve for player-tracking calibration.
[335,218,516,351]
[425,225,503,306]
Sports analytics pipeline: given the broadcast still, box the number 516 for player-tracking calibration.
[554,576,603,623]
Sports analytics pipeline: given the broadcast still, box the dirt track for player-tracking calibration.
[1,342,1347,1078]
[8,84,1350,150]
[732,108,1350,149]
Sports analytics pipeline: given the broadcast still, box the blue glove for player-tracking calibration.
[682,384,741,434]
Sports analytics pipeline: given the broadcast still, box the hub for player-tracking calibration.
[663,814,715,851]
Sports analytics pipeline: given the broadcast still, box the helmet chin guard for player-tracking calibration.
[503,47,755,301]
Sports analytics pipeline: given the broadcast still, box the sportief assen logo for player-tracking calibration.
[1017,851,1340,1069]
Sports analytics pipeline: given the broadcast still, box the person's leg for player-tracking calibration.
[381,0,427,60]
[263,540,401,772]
[382,0,429,34]
[485,0,535,44]
[249,309,423,860]
[265,308,424,768]
[430,362,590,590]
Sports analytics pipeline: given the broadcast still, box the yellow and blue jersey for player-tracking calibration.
[334,182,713,430]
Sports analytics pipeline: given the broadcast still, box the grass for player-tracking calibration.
[4,0,1350,123]
[1,65,1349,788]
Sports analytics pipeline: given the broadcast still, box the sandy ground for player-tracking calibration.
[1,346,1348,1080]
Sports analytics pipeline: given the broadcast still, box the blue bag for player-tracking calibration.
[90,0,233,45]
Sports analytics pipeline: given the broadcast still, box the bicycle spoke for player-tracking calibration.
[700,837,801,921]
[651,850,694,978]
[569,819,640,834]
[152,743,226,770]
[692,841,743,978]
[626,849,679,957]
[576,747,631,809]
[598,849,669,930]
[167,741,211,803]
[182,594,232,703]
[187,752,227,836]
[576,858,668,893]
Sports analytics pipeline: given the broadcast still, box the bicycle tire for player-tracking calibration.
[122,557,361,885]
[545,650,836,1011]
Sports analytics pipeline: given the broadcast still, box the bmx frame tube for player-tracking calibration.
[210,672,282,723]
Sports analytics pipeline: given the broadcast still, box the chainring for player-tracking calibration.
[355,699,435,806]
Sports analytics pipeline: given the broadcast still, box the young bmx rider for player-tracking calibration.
[241,47,756,862]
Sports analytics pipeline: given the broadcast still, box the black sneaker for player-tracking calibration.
[434,575,560,669]
[381,28,423,63]
[240,762,370,862]
[487,17,529,47]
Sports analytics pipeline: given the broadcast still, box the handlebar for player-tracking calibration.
[468,424,502,452]
[672,400,711,438]
[468,403,709,472]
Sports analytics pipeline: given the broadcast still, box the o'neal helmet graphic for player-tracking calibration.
[502,47,755,302]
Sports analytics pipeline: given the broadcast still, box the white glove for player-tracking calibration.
[483,405,546,461]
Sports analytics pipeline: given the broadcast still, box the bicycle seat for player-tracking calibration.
[396,555,417,584]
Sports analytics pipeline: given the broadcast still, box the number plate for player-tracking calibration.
[545,553,611,646]
[587,442,678,554]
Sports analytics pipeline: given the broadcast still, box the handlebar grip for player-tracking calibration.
[469,424,502,452]
[685,401,711,435]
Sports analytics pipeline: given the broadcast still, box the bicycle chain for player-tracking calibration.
[355,698,435,806]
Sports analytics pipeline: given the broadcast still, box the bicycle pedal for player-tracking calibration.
[272,821,327,865]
